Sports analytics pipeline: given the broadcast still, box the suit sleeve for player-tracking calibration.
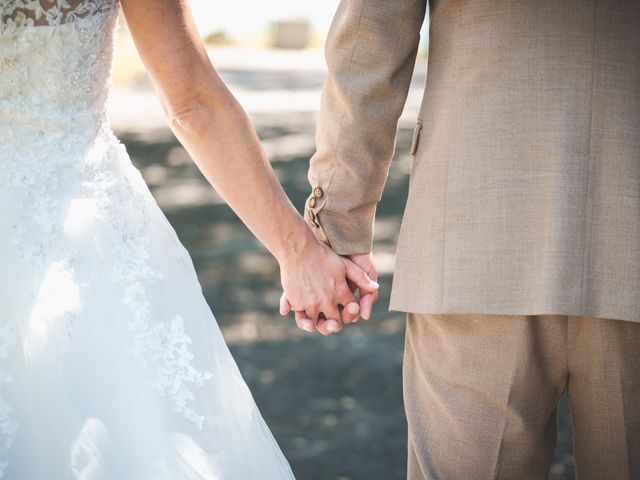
[304,0,427,255]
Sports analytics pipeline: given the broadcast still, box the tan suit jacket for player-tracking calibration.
[305,0,640,323]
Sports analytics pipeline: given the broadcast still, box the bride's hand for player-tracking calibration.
[277,238,379,336]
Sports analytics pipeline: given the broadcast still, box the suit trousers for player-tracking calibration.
[404,313,640,480]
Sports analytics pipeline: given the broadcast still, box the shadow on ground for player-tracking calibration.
[118,117,575,480]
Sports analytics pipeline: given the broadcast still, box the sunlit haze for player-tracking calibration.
[188,0,341,39]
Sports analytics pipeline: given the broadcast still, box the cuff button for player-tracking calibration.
[313,187,324,198]
[309,197,317,208]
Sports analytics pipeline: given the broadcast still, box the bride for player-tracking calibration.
[0,0,378,478]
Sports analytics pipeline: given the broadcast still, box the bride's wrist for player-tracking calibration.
[274,222,322,268]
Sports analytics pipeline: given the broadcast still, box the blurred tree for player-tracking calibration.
[204,30,231,45]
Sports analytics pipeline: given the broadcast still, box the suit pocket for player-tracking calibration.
[410,122,423,155]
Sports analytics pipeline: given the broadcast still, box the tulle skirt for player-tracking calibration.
[0,132,294,479]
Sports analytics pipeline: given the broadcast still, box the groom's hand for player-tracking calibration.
[346,253,378,320]
[278,239,378,335]
[280,253,379,333]
[303,253,378,331]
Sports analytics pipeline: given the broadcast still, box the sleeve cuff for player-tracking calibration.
[304,188,375,256]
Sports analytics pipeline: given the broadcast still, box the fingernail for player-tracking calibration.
[348,303,359,314]
[303,324,314,333]
[327,321,340,332]
[369,280,379,289]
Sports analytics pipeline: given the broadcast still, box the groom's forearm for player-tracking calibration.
[306,0,427,255]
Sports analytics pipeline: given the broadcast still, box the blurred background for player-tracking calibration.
[108,3,574,479]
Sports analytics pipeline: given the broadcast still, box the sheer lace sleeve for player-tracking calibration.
[1,0,117,27]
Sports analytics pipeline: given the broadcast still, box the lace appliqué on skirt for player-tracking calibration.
[83,133,215,429]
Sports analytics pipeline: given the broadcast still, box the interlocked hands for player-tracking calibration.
[279,239,378,336]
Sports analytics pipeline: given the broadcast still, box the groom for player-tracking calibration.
[300,0,640,478]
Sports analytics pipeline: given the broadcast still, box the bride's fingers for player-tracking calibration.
[315,317,340,336]
[322,305,343,333]
[279,293,292,316]
[315,318,331,336]
[294,311,315,333]
[336,284,359,324]
[341,302,361,324]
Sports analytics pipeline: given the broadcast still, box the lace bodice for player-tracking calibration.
[0,0,120,160]
[0,0,114,27]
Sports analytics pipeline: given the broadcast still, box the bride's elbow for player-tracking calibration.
[167,102,213,137]
[165,83,232,137]
[164,74,247,140]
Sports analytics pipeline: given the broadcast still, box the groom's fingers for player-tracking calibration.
[344,260,379,292]
[359,266,379,321]
[359,278,379,320]
[294,311,315,333]
[360,280,379,320]
[359,294,375,320]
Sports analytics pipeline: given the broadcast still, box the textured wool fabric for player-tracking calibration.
[403,313,640,480]
[305,0,427,252]
[305,0,640,323]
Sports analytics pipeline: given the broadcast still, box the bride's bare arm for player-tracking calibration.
[120,0,377,334]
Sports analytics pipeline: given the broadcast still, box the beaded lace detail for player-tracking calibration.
[0,1,214,473]
[0,0,115,27]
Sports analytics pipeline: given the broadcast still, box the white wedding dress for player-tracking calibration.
[0,1,295,478]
